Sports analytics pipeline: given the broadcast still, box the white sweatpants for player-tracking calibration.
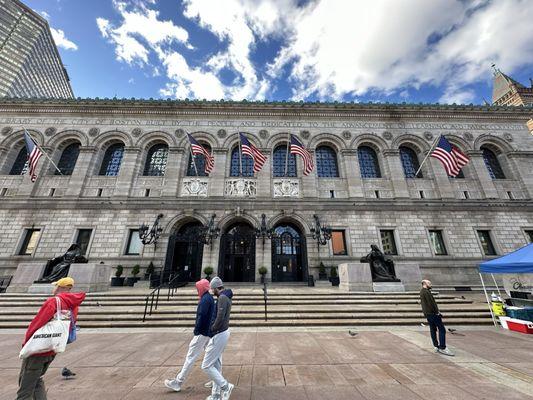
[176,334,210,384]
[201,330,230,392]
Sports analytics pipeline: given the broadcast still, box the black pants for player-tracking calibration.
[16,355,55,400]
[426,314,446,349]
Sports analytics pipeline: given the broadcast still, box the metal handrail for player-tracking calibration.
[142,273,188,322]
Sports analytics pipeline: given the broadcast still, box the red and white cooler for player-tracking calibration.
[506,318,533,334]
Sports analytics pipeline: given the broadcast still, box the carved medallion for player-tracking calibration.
[503,133,513,142]
[132,128,142,137]
[464,132,474,141]
[259,130,269,139]
[44,127,56,137]
[273,179,300,198]
[88,127,100,137]
[181,177,208,197]
[300,130,310,139]
[225,178,257,197]
[175,128,184,136]
[1,126,13,136]
[217,129,227,138]
[382,131,392,140]
[423,131,433,140]
[342,130,352,139]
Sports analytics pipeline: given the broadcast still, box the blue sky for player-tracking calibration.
[27,0,533,104]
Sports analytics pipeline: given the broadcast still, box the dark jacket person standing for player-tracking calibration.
[420,279,454,356]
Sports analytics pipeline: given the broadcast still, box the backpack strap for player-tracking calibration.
[55,296,62,320]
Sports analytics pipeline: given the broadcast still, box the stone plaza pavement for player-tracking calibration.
[1,327,532,400]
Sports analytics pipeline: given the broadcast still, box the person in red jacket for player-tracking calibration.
[16,277,86,400]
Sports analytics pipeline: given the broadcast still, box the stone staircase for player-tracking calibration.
[0,286,492,328]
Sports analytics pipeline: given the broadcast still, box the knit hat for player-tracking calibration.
[210,276,223,289]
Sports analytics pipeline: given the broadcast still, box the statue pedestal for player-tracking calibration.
[6,263,46,293]
[339,262,421,292]
[339,263,373,291]
[373,282,405,292]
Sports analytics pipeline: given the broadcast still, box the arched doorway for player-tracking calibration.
[219,222,256,282]
[271,223,307,282]
[164,221,205,282]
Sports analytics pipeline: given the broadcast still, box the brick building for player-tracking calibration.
[0,97,532,287]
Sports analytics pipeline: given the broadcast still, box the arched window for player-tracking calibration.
[143,143,168,176]
[56,142,80,175]
[481,147,505,179]
[230,146,253,177]
[99,143,124,176]
[10,147,29,175]
[399,146,421,178]
[358,146,381,178]
[316,145,339,177]
[186,143,211,177]
[272,144,297,177]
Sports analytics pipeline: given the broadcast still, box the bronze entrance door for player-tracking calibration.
[271,224,307,282]
[219,223,256,282]
[164,222,204,282]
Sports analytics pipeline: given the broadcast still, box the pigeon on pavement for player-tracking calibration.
[348,330,358,337]
[61,367,76,380]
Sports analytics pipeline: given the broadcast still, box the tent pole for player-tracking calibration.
[490,273,502,297]
[479,273,497,326]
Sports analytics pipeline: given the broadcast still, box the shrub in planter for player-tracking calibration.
[203,266,214,280]
[318,262,327,280]
[125,265,140,286]
[329,266,340,286]
[111,265,125,286]
[144,261,155,280]
[258,266,268,283]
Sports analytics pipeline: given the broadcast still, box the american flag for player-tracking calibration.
[187,133,214,174]
[23,130,43,182]
[239,133,267,173]
[430,135,469,177]
[290,134,314,175]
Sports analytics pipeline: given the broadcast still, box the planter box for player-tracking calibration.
[124,277,137,287]
[329,277,340,286]
[111,277,125,287]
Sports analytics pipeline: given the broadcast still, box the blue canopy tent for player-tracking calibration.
[478,243,533,325]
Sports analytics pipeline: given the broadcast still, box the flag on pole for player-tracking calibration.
[23,130,43,182]
[290,134,314,175]
[239,133,267,173]
[430,135,469,177]
[187,133,214,174]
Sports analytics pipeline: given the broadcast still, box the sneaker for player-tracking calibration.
[164,379,182,392]
[220,383,234,400]
[438,348,455,356]
[205,381,213,388]
[434,347,439,353]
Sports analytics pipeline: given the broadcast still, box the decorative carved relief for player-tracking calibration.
[217,129,227,138]
[1,126,12,136]
[342,130,352,139]
[181,177,208,197]
[423,131,433,140]
[259,129,269,139]
[44,127,56,136]
[88,127,99,137]
[273,179,300,197]
[300,130,310,139]
[503,133,513,142]
[175,128,184,136]
[382,131,392,140]
[464,132,474,141]
[225,178,256,197]
[131,128,142,137]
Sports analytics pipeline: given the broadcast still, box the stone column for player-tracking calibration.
[0,146,9,173]
[256,148,271,197]
[65,146,96,197]
[428,156,455,199]
[162,147,183,197]
[507,151,533,199]
[468,150,499,199]
[383,149,409,198]
[114,147,141,197]
[210,148,227,197]
[301,150,318,198]
[341,149,364,198]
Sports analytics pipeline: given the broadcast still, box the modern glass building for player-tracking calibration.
[0,0,73,99]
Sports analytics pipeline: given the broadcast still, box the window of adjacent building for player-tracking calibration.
[230,146,254,177]
[331,230,347,255]
[125,230,142,255]
[9,147,29,175]
[477,230,497,256]
[272,144,297,177]
[19,229,41,255]
[99,143,124,176]
[75,229,93,255]
[524,230,533,244]
[316,145,339,178]
[56,142,80,175]
[380,230,398,255]
[186,143,212,177]
[143,143,168,176]
[358,146,381,178]
[399,146,422,178]
[481,147,506,179]
[428,230,447,255]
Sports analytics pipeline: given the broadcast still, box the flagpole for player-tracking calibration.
[23,127,63,175]
[284,132,290,177]
[414,134,440,178]
[186,132,199,176]
[238,133,243,176]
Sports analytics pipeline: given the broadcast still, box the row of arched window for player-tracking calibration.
[7,141,507,180]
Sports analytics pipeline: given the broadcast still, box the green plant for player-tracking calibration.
[318,262,326,274]
[203,266,214,276]
[258,266,268,275]
[131,264,140,277]
[145,261,155,275]
[330,266,338,278]
[115,265,123,278]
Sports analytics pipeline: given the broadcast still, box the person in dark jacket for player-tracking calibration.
[202,277,234,400]
[165,279,215,392]
[420,279,454,356]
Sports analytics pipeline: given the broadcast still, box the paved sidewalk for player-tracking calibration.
[1,327,532,399]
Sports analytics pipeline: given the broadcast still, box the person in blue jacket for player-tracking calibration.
[164,279,214,392]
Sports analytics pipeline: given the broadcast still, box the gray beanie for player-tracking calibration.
[210,276,223,289]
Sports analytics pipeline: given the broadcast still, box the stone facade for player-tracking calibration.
[0,98,532,286]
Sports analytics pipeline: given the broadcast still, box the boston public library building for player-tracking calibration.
[1,96,533,289]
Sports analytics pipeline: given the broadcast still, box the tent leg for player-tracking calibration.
[479,273,497,327]
[490,273,502,297]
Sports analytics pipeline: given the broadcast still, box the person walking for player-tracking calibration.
[202,277,234,400]
[16,277,86,400]
[164,279,215,392]
[420,279,454,356]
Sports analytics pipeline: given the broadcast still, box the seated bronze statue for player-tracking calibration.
[35,244,88,283]
[360,244,400,282]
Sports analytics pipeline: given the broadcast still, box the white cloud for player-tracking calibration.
[39,11,50,20]
[50,27,78,51]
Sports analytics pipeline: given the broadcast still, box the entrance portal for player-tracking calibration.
[164,222,205,282]
[271,223,307,282]
[219,222,256,282]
